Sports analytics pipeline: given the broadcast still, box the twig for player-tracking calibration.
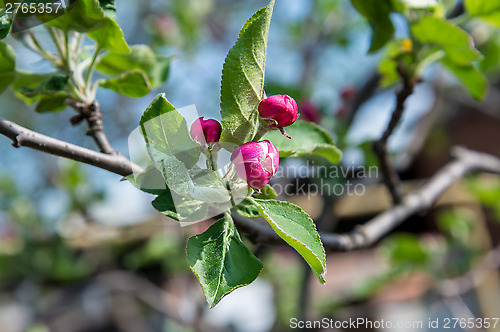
[234,147,500,251]
[0,116,143,176]
[67,100,116,154]
[373,66,415,204]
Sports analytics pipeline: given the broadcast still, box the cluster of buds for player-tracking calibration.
[189,94,299,190]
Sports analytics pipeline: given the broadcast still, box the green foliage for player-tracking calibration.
[34,92,69,113]
[19,74,68,96]
[251,198,327,283]
[0,41,15,94]
[437,209,473,243]
[263,120,342,164]
[45,0,129,52]
[140,93,200,167]
[441,58,487,100]
[98,70,150,97]
[96,45,171,88]
[350,0,395,52]
[411,17,482,66]
[465,0,500,27]
[380,233,429,267]
[234,198,262,218]
[410,16,486,99]
[254,184,277,200]
[220,0,274,145]
[186,214,263,308]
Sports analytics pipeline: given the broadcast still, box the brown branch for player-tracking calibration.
[0,116,143,176]
[234,147,500,252]
[373,66,415,204]
[68,100,115,154]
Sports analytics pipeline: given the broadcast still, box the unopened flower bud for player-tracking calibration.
[230,140,279,190]
[190,117,222,145]
[258,94,298,128]
[299,100,321,123]
[340,86,357,100]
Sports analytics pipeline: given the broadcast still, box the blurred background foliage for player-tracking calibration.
[1,0,500,331]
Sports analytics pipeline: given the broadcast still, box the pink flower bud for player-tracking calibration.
[299,100,322,123]
[340,86,357,100]
[190,117,222,145]
[230,140,279,190]
[258,95,299,128]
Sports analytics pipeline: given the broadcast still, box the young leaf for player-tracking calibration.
[0,9,12,39]
[351,0,395,52]
[234,198,262,219]
[19,74,68,97]
[254,184,277,200]
[411,17,483,66]
[251,198,327,283]
[0,41,15,94]
[44,0,129,53]
[465,0,500,27]
[35,92,69,113]
[88,17,129,53]
[263,120,342,164]
[96,45,171,87]
[44,0,108,32]
[442,59,487,100]
[187,214,263,308]
[140,93,200,167]
[125,167,167,195]
[220,0,274,145]
[98,70,151,97]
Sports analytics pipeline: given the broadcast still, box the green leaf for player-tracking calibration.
[125,167,167,195]
[19,74,68,97]
[254,184,276,199]
[44,0,129,53]
[96,45,171,87]
[11,71,52,104]
[251,198,327,283]
[234,198,262,219]
[0,9,12,39]
[351,0,395,52]
[187,213,263,307]
[263,120,342,164]
[0,41,15,94]
[442,58,487,100]
[465,0,500,27]
[140,93,200,167]
[98,70,150,97]
[34,92,69,113]
[152,189,208,222]
[44,0,108,32]
[380,234,428,266]
[220,0,274,145]
[411,17,483,66]
[88,17,129,53]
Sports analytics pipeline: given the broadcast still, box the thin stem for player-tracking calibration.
[47,26,68,69]
[373,65,415,204]
[84,45,102,92]
[27,32,59,67]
